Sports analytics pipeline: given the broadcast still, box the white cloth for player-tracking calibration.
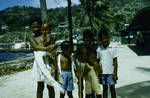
[32,51,64,93]
[97,46,118,74]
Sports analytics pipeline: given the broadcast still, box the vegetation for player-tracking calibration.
[0,0,149,43]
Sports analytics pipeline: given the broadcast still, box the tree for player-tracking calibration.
[79,0,114,34]
[40,0,48,22]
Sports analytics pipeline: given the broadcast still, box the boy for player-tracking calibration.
[58,41,74,98]
[97,27,118,98]
[28,16,64,98]
[75,29,96,98]
[74,43,88,98]
[82,29,97,50]
[84,47,102,98]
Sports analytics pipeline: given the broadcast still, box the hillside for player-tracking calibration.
[0,0,149,43]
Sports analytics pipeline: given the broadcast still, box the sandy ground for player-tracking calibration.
[0,44,150,98]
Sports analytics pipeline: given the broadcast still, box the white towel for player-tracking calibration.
[32,51,64,93]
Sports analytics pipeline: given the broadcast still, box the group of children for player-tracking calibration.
[28,16,118,98]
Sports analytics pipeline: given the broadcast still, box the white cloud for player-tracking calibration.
[30,0,80,9]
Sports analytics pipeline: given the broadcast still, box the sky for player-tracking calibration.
[0,0,80,11]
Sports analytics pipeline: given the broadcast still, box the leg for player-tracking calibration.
[60,93,65,98]
[103,85,108,98]
[96,94,102,98]
[78,77,84,98]
[37,82,44,98]
[47,85,55,98]
[109,85,116,98]
[67,91,73,98]
[91,92,95,98]
[85,94,91,98]
[67,72,74,98]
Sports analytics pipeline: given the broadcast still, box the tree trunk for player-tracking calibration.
[67,0,73,51]
[40,0,48,23]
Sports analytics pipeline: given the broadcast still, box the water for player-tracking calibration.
[0,52,33,62]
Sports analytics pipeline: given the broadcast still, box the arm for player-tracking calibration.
[113,57,118,80]
[46,44,56,52]
[28,36,47,51]
[43,34,56,51]
[93,61,102,76]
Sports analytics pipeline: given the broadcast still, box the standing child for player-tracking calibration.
[97,27,118,98]
[84,47,102,98]
[74,43,88,98]
[58,41,74,98]
[75,29,97,98]
[28,16,64,98]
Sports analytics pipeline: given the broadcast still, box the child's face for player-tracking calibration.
[31,22,41,35]
[77,48,87,61]
[100,35,110,48]
[62,47,71,57]
[42,23,51,35]
[88,52,97,64]
[83,37,92,46]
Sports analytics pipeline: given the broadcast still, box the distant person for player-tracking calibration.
[57,41,74,98]
[136,31,144,48]
[28,16,64,98]
[97,27,118,98]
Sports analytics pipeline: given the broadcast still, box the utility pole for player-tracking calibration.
[40,0,48,23]
[67,0,73,47]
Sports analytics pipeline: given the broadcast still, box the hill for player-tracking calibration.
[0,0,149,43]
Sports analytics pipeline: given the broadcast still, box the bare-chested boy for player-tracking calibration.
[28,17,64,98]
[58,41,73,98]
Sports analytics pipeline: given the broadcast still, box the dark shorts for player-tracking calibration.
[99,74,116,85]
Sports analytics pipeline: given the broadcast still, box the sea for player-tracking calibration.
[0,52,33,62]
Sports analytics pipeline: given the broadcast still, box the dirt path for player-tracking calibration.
[0,45,150,98]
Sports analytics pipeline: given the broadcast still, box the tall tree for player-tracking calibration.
[79,0,113,33]
[40,0,48,22]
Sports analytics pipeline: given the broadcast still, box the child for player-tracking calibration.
[74,43,88,98]
[41,22,56,77]
[41,22,56,98]
[84,47,102,98]
[28,16,46,98]
[74,29,97,98]
[28,16,64,98]
[97,27,118,98]
[58,41,74,98]
[82,29,97,50]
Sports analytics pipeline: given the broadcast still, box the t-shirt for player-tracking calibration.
[97,46,118,74]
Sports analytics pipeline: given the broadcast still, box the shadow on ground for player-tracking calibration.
[128,45,150,56]
[136,67,150,73]
[116,81,150,98]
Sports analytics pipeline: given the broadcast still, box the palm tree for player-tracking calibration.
[79,0,113,33]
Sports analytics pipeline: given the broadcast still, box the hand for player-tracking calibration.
[83,65,91,76]
[113,74,118,81]
[46,44,55,52]
[93,62,102,75]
